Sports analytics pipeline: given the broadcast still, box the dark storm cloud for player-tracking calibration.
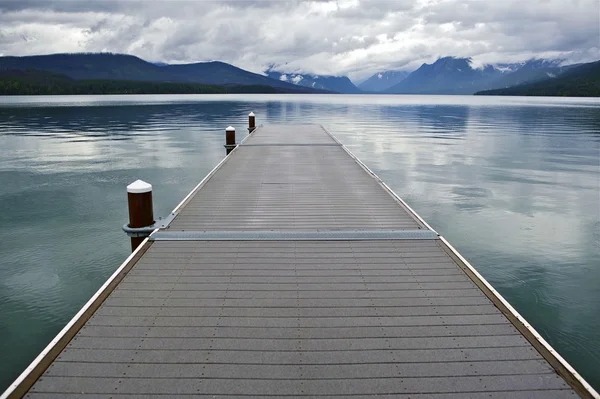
[0,0,597,80]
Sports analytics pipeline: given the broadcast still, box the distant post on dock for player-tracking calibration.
[126,180,154,251]
[225,126,236,155]
[248,112,256,133]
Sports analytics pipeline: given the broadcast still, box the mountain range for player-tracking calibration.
[0,53,328,94]
[381,57,578,94]
[0,53,597,96]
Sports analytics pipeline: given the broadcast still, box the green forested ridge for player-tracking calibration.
[0,53,327,93]
[475,61,600,97]
[0,69,282,95]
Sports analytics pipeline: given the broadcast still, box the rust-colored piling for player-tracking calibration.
[225,126,236,155]
[248,112,256,133]
[126,180,154,251]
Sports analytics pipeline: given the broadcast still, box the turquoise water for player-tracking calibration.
[0,94,598,391]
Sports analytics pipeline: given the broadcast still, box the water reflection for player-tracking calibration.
[0,103,252,139]
[0,94,598,391]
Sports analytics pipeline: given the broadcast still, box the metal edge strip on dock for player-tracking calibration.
[0,238,154,399]
[150,229,439,241]
[0,126,262,399]
[320,126,598,398]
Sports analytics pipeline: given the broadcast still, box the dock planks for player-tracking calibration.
[9,124,595,398]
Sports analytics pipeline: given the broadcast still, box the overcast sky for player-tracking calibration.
[0,0,598,80]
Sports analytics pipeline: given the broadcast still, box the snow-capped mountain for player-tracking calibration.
[385,57,501,94]
[358,70,410,92]
[265,68,361,94]
[489,59,569,88]
[384,57,572,94]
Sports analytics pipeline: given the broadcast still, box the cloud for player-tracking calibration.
[0,0,598,81]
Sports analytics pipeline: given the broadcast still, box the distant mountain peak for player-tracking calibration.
[358,69,411,92]
[385,55,578,94]
[264,66,360,93]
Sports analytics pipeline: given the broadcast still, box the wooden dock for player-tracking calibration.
[4,124,597,398]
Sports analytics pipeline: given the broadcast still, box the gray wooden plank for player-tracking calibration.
[85,314,508,327]
[94,304,498,318]
[132,261,460,270]
[46,359,553,379]
[57,346,541,364]
[25,391,580,399]
[68,335,530,351]
[106,288,492,299]
[122,275,470,284]
[30,374,569,395]
[127,268,465,276]
[135,258,451,266]
[115,282,477,291]
[77,324,520,339]
[103,296,492,307]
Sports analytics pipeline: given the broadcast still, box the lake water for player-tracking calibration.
[0,94,598,391]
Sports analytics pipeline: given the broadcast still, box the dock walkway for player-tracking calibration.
[5,124,596,398]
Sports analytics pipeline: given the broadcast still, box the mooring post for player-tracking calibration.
[126,179,154,251]
[225,126,236,155]
[248,112,256,133]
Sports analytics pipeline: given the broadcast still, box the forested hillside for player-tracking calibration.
[0,69,283,95]
[475,61,600,97]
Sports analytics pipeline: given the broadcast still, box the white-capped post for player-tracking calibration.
[248,112,256,133]
[225,126,236,155]
[126,180,154,251]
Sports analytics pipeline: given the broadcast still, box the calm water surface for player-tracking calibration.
[0,94,599,391]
